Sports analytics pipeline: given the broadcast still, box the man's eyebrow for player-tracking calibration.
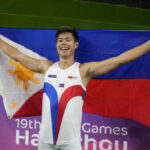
[58,37,71,40]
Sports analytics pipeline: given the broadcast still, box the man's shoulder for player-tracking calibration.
[42,60,55,74]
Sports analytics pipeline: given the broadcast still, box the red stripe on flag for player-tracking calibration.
[83,79,150,126]
[13,89,43,118]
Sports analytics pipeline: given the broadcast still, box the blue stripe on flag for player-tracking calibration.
[0,28,150,78]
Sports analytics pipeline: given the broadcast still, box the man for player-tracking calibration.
[0,27,150,150]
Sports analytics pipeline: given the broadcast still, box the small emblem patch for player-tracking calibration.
[68,76,77,79]
[48,74,57,78]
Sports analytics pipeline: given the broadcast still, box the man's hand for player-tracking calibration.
[0,35,53,74]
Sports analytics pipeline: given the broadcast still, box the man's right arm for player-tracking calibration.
[0,37,53,74]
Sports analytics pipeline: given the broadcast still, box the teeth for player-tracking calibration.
[60,47,68,50]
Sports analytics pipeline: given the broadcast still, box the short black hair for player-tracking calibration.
[56,26,79,42]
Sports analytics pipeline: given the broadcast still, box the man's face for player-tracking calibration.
[56,32,79,58]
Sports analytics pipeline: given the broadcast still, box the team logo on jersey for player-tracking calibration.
[68,76,77,79]
[58,83,64,88]
[48,74,57,78]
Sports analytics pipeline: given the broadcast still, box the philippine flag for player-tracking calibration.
[81,30,150,127]
[0,35,45,118]
[58,83,64,88]
[0,28,150,128]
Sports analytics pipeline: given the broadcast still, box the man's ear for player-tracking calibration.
[75,42,79,49]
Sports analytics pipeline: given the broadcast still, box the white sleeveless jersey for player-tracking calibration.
[39,62,86,145]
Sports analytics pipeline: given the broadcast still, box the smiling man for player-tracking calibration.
[0,27,150,150]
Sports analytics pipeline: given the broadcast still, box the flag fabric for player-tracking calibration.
[80,31,150,127]
[0,35,45,118]
[0,28,150,128]
[83,78,150,126]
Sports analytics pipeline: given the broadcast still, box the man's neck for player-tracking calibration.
[58,57,75,70]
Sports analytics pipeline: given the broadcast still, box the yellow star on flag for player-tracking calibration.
[11,100,17,108]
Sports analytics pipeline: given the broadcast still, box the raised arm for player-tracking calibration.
[80,40,150,86]
[0,35,53,74]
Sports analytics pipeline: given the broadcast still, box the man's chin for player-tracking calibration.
[60,54,69,59]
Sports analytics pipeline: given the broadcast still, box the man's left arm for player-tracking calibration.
[81,40,150,85]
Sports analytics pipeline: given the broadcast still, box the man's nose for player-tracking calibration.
[61,41,67,45]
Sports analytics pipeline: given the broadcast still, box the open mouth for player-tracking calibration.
[60,47,69,51]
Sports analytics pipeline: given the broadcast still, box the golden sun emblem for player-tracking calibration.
[8,59,40,91]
